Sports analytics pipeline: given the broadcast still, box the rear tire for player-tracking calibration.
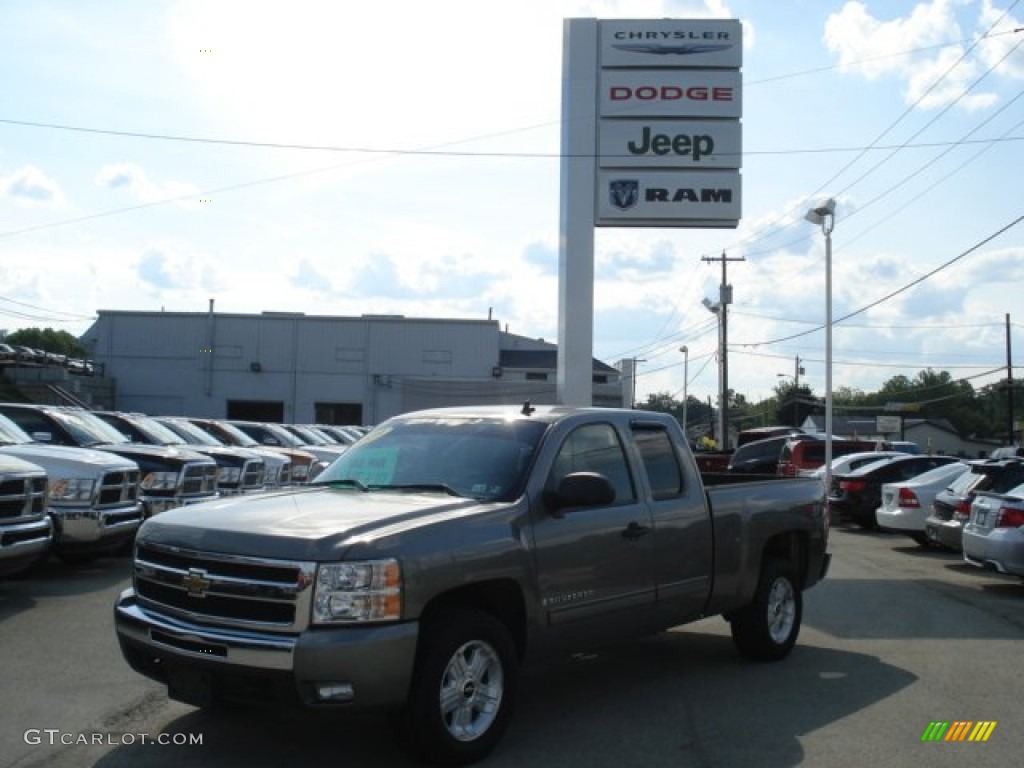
[730,558,802,661]
[909,532,931,547]
[400,607,518,765]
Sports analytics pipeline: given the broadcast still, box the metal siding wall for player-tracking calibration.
[367,320,498,377]
[87,312,566,422]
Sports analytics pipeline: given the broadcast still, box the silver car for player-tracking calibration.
[876,461,970,546]
[962,482,1024,577]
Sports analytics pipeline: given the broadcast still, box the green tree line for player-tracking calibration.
[640,368,1023,442]
[2,327,89,358]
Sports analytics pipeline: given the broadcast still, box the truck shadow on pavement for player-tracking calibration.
[91,630,915,768]
[0,555,131,623]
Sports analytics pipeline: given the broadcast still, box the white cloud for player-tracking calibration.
[95,163,197,204]
[0,165,63,204]
[976,0,1024,79]
[823,0,1005,110]
[136,245,227,294]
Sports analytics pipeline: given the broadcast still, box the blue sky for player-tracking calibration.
[1,0,1022,407]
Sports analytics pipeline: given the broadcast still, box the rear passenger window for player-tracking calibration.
[634,428,684,500]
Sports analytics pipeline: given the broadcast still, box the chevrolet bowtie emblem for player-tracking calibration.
[182,568,212,598]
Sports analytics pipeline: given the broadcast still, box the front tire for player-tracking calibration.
[730,558,802,661]
[400,608,518,765]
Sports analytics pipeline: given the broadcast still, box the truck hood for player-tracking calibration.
[0,443,138,475]
[93,443,214,467]
[137,486,484,561]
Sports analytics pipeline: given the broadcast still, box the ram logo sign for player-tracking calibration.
[597,171,741,227]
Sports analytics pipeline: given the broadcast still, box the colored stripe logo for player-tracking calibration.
[921,721,997,742]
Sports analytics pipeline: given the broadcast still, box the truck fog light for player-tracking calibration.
[315,682,354,702]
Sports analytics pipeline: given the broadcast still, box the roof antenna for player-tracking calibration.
[521,400,535,416]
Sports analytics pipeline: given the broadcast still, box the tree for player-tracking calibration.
[772,380,815,428]
[3,327,88,357]
[637,392,713,434]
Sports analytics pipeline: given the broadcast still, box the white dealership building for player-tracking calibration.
[66,309,623,424]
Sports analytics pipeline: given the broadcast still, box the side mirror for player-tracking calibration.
[545,471,616,514]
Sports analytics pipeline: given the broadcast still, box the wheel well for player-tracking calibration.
[762,532,809,588]
[420,580,527,659]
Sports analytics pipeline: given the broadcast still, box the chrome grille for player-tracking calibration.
[241,459,265,491]
[181,463,219,497]
[97,469,140,509]
[134,542,315,633]
[0,472,47,519]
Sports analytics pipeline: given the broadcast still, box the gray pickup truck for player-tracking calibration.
[0,454,51,576]
[115,405,830,764]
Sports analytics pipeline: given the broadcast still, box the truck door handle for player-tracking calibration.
[622,521,651,540]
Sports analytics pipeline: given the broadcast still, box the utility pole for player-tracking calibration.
[702,251,745,448]
[1007,313,1016,445]
[793,355,805,427]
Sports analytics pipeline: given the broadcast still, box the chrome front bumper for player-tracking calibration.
[115,588,419,710]
[52,503,144,544]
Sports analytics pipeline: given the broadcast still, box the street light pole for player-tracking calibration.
[805,199,836,495]
[630,357,647,409]
[680,346,689,440]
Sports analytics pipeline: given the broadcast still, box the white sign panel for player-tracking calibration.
[599,120,741,169]
[599,71,742,118]
[596,170,741,226]
[599,19,742,68]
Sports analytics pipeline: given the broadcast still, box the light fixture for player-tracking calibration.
[805,197,836,496]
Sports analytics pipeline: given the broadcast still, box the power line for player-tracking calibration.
[733,213,1024,348]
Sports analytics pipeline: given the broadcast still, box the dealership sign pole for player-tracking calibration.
[557,17,743,405]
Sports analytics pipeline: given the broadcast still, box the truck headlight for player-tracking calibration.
[50,477,96,502]
[140,471,180,491]
[313,559,402,624]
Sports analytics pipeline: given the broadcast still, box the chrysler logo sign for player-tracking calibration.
[611,43,733,56]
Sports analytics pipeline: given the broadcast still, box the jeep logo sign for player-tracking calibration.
[599,120,741,169]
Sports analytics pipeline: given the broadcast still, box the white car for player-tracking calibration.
[810,450,905,480]
[876,461,970,546]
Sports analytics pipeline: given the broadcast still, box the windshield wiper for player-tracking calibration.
[320,478,369,492]
[368,483,466,498]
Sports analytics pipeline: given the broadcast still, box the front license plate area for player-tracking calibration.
[167,665,214,707]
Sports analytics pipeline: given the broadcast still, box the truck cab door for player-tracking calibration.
[530,422,656,648]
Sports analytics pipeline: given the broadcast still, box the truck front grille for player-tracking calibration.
[241,459,265,491]
[0,474,47,519]
[134,542,315,632]
[181,464,219,498]
[97,470,141,508]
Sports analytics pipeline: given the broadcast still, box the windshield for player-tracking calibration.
[51,410,131,445]
[125,415,189,446]
[287,425,327,445]
[314,416,547,502]
[0,413,32,445]
[203,420,259,447]
[160,419,222,446]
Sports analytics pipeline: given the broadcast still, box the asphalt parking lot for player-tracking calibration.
[1,525,1021,768]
